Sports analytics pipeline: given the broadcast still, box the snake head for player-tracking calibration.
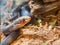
[1,16,31,35]
[13,16,31,28]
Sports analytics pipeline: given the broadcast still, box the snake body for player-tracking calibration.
[1,2,32,45]
[1,31,20,45]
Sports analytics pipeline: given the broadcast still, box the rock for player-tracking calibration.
[32,1,60,15]
[43,0,57,3]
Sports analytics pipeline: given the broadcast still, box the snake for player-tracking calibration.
[1,2,32,35]
[1,2,32,45]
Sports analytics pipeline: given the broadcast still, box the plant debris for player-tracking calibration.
[0,0,60,45]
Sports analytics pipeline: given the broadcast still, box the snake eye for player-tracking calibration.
[32,2,35,4]
[22,18,26,21]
